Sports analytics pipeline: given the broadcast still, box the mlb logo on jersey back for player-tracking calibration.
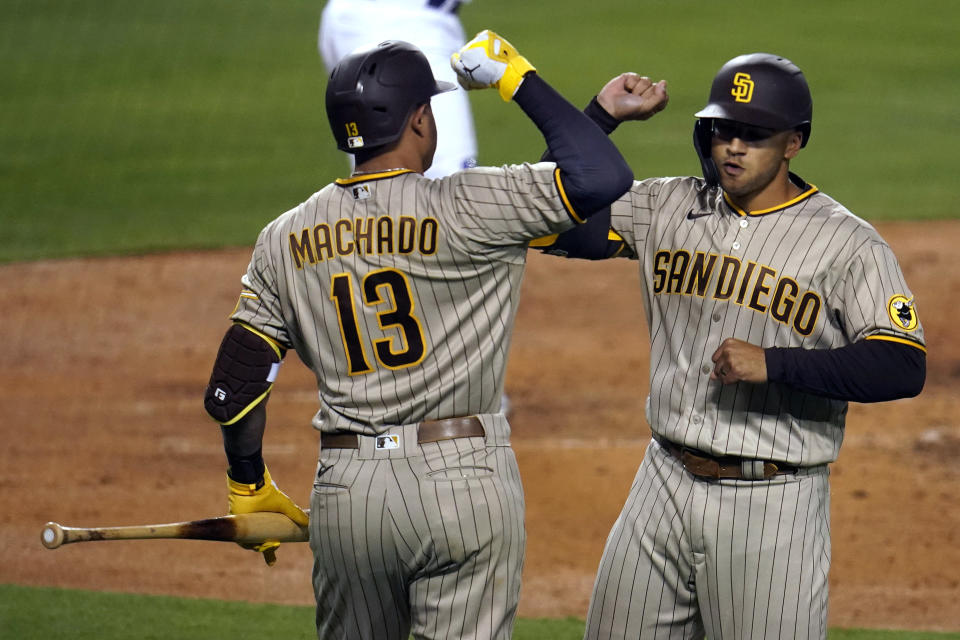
[352,184,371,200]
[376,434,400,450]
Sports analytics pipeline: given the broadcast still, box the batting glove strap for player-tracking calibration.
[500,55,536,101]
[226,448,266,487]
[227,467,268,496]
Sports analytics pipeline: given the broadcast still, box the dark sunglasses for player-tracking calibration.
[711,119,777,143]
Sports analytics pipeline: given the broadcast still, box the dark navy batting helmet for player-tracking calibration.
[692,53,813,185]
[325,40,456,154]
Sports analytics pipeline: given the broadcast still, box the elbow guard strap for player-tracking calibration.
[204,324,284,425]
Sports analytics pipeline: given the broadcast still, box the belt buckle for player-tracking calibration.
[741,460,768,480]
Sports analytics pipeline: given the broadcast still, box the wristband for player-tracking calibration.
[226,448,266,486]
[584,97,621,135]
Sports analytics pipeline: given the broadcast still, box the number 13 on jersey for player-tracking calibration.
[330,268,427,375]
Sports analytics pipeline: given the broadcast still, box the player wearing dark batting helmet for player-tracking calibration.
[692,53,812,186]
[317,0,478,178]
[204,31,634,640]
[535,53,925,639]
[325,41,455,158]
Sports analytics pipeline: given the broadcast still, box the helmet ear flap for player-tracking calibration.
[693,119,719,187]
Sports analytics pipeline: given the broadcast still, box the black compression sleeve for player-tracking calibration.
[512,74,633,217]
[225,448,266,485]
[765,339,925,403]
[539,96,620,163]
[221,402,267,484]
[532,93,630,259]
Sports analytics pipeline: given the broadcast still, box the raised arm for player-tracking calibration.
[451,30,633,217]
[532,72,669,259]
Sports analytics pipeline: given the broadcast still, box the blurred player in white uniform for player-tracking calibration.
[319,0,477,178]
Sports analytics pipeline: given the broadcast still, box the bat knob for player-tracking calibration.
[41,522,65,549]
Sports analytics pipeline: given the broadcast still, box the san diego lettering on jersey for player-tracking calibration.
[288,215,439,269]
[651,248,822,336]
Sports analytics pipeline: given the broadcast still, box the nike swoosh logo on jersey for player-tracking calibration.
[687,209,712,220]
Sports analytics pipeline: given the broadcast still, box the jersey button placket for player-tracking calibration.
[721,214,744,253]
[731,216,752,252]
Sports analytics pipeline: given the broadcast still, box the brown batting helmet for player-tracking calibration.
[693,53,813,185]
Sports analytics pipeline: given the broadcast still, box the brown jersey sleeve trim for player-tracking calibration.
[554,167,585,224]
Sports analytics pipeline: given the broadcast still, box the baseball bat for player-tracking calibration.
[40,511,309,550]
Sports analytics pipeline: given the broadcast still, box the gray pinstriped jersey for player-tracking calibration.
[610,175,925,466]
[231,163,577,433]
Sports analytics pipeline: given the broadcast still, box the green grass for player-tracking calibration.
[0,0,328,262]
[0,584,316,640]
[2,584,958,639]
[2,0,957,262]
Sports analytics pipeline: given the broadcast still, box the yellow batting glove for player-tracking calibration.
[227,465,309,566]
[450,29,536,101]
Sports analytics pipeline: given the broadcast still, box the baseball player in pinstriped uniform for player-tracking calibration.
[319,0,517,418]
[538,55,926,638]
[318,0,477,178]
[202,32,634,639]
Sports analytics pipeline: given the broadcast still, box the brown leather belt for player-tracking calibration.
[321,416,485,449]
[653,434,798,480]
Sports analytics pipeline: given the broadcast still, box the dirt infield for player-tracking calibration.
[2,220,958,632]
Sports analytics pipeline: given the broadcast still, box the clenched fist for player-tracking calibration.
[450,29,536,101]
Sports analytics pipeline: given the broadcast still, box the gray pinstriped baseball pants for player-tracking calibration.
[308,417,525,640]
[585,439,830,639]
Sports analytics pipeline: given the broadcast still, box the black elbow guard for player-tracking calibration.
[204,324,284,425]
